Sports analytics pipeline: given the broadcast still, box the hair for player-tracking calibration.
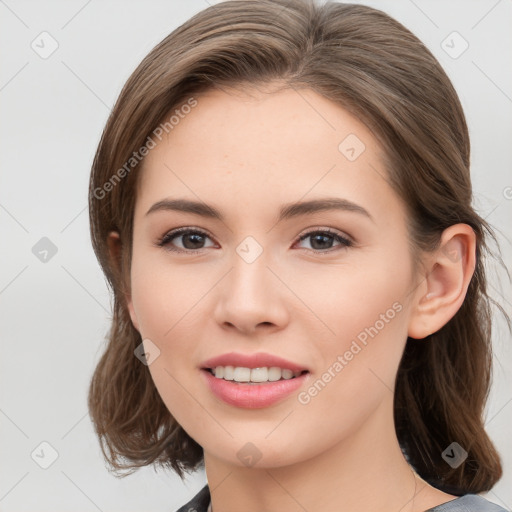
[87,0,508,494]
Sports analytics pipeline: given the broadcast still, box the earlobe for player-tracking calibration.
[106,230,140,333]
[407,224,476,340]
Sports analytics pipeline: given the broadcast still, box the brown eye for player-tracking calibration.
[157,228,215,253]
[155,226,353,255]
[296,229,352,253]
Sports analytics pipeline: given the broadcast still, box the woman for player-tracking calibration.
[87,1,509,510]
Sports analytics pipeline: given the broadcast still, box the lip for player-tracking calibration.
[200,352,310,373]
[201,368,310,409]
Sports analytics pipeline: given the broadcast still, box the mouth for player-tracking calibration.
[202,367,310,384]
[200,367,311,408]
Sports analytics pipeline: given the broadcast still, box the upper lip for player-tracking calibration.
[200,352,310,373]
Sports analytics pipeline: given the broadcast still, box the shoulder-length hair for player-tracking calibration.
[87,0,507,494]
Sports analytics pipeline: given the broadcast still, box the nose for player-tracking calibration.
[212,251,290,336]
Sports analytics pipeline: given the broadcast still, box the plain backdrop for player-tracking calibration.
[1,0,511,510]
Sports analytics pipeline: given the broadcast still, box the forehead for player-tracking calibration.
[135,86,401,225]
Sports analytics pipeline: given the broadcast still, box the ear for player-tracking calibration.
[407,224,476,340]
[106,230,140,333]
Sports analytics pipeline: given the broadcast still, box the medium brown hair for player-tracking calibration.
[87,0,507,494]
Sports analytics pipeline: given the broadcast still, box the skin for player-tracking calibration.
[108,84,476,512]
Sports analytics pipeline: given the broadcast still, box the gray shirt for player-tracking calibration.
[174,484,509,512]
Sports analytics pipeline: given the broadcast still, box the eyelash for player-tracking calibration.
[155,226,353,255]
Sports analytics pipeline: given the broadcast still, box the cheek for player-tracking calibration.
[292,250,412,395]
[129,249,212,339]
[290,245,411,342]
[129,254,214,419]
[285,269,410,457]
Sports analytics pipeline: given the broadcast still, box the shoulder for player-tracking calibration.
[173,484,210,512]
[171,487,509,512]
[426,494,509,512]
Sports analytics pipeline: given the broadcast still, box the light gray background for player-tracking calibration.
[1,0,511,510]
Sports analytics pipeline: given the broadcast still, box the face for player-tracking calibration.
[126,85,421,468]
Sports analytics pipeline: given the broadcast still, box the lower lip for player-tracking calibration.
[201,369,310,409]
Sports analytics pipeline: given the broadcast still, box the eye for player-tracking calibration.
[294,228,353,253]
[155,226,353,254]
[155,227,216,253]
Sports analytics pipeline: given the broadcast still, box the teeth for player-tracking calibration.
[211,366,303,383]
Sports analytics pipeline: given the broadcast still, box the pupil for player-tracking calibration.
[184,234,204,249]
[311,234,332,250]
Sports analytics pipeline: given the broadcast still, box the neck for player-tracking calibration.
[203,397,443,512]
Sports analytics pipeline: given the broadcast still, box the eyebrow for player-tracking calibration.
[145,197,373,223]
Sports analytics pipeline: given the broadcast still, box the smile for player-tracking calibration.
[201,368,311,408]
